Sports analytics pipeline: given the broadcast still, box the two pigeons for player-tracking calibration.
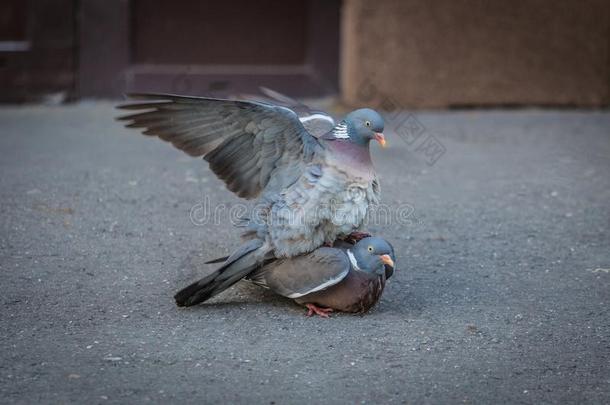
[118,89,395,317]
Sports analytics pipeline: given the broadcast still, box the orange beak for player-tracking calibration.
[374,132,386,147]
[380,254,395,268]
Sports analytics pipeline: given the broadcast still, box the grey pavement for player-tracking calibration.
[0,103,609,404]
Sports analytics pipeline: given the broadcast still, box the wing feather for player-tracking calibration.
[252,247,351,298]
[238,87,336,137]
[117,93,320,199]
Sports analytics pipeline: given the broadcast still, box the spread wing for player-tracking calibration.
[117,93,321,199]
[250,247,351,299]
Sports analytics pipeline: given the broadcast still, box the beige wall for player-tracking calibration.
[341,0,610,108]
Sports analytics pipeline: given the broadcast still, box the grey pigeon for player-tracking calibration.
[175,237,396,317]
[117,93,385,299]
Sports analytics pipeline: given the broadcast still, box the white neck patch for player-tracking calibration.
[346,249,362,271]
[332,123,349,139]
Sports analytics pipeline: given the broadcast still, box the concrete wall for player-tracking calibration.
[341,0,610,108]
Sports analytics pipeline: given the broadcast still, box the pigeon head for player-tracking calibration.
[349,237,395,277]
[329,109,386,147]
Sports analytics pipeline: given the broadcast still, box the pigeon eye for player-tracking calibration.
[365,121,371,127]
[367,246,373,252]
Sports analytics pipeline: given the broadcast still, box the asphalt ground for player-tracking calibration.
[0,103,609,404]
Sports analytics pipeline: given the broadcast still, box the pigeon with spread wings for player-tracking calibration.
[117,93,386,301]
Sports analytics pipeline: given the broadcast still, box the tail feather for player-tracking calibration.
[174,240,264,307]
[204,255,230,264]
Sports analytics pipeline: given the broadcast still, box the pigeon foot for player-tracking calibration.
[305,303,334,318]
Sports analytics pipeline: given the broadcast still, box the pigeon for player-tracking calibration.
[174,237,396,317]
[117,93,385,299]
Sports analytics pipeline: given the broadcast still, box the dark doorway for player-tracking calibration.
[79,0,340,99]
